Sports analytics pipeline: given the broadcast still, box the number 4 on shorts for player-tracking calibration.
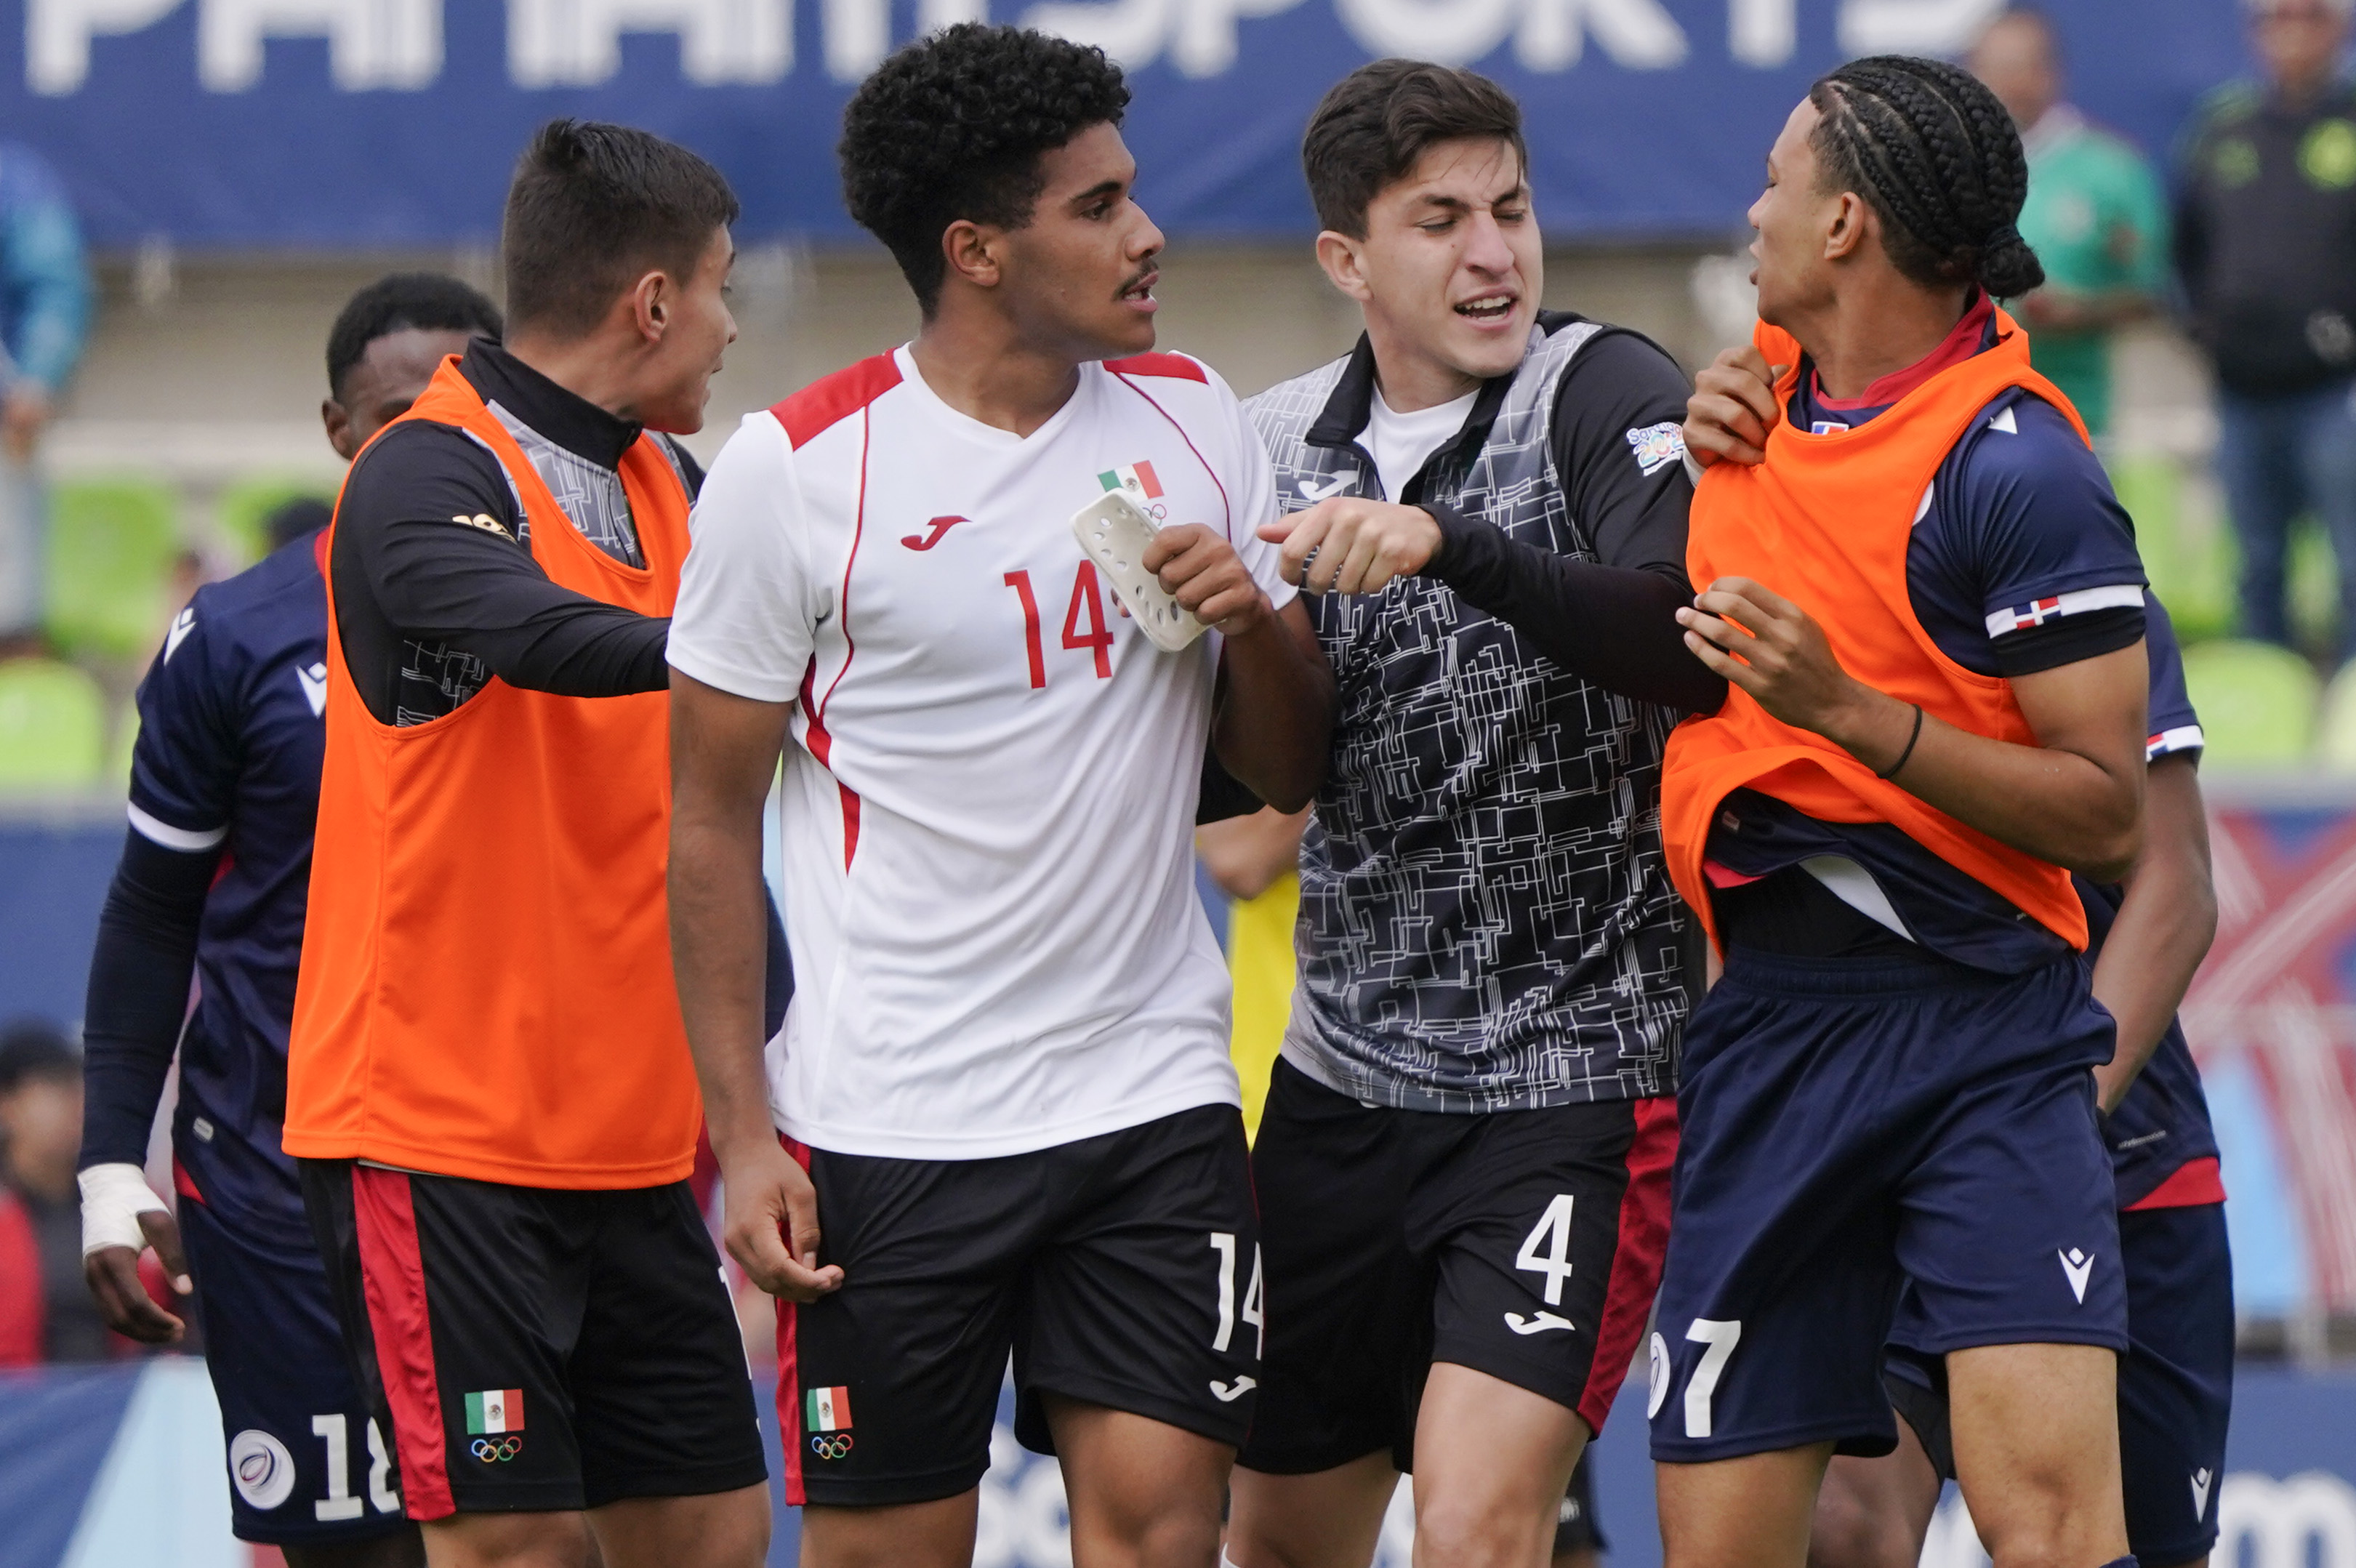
[1515,1194,1578,1306]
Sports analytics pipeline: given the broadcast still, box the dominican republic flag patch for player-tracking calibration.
[1099,461,1163,501]
[465,1389,523,1434]
[805,1386,853,1432]
[1983,583,2146,639]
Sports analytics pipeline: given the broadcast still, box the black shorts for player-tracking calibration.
[299,1160,765,1519]
[1240,1058,1676,1475]
[776,1103,1258,1508]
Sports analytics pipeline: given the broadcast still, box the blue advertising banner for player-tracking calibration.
[0,0,2246,247]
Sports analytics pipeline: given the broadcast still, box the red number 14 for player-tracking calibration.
[1003,563,1116,688]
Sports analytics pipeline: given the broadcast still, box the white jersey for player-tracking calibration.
[668,345,1293,1160]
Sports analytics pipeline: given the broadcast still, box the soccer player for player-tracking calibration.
[1651,55,2154,1568]
[1686,342,2228,1568]
[1224,60,1714,1568]
[664,25,1332,1568]
[286,124,769,1568]
[76,272,501,1568]
[1809,600,2223,1568]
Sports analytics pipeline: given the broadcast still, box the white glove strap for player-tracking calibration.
[79,1163,166,1258]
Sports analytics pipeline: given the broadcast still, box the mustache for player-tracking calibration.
[1118,260,1161,297]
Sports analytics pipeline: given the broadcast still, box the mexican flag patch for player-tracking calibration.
[804,1385,852,1433]
[1098,461,1163,501]
[465,1389,523,1434]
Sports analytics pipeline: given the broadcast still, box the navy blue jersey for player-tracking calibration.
[128,534,329,1231]
[2087,597,2219,1206]
[1708,307,2148,973]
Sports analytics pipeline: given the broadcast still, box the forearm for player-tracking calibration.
[1821,685,2142,879]
[374,515,671,698]
[459,606,672,697]
[1212,605,1332,813]
[670,811,776,1162]
[668,672,791,1167]
[1426,504,1725,715]
[2090,759,2217,1109]
[79,832,217,1169]
[2089,911,2211,1109]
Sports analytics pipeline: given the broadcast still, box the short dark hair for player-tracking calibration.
[839,24,1130,315]
[0,1019,76,1095]
[265,496,334,552]
[325,273,504,402]
[502,119,741,337]
[1302,60,1528,239]
[1809,55,2046,297]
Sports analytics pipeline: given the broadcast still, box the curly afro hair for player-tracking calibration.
[840,24,1130,315]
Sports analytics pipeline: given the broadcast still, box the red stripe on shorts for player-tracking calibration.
[2124,1154,2226,1211]
[774,1133,813,1506]
[1577,1095,1678,1434]
[350,1166,454,1519]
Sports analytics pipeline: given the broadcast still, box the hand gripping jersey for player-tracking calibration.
[667,348,1293,1160]
[286,359,700,1188]
[1664,312,2093,953]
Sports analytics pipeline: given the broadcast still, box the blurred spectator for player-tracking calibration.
[0,147,91,660]
[2174,0,2356,655]
[0,1021,110,1365]
[1970,9,2168,440]
[263,496,331,554]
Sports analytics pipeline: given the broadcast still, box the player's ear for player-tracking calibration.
[1824,190,1871,264]
[323,398,359,463]
[630,268,672,343]
[941,220,1001,293]
[1314,230,1373,305]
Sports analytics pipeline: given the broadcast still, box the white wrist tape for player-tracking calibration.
[79,1163,166,1258]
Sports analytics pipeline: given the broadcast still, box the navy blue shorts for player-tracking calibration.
[181,1194,411,1545]
[1887,1199,2233,1564]
[1647,950,2126,1463]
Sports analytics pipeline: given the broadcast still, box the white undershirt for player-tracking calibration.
[1364,386,1478,503]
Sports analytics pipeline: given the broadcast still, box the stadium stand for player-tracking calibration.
[2182,638,2321,765]
[44,478,180,661]
[2318,662,2356,775]
[214,475,331,567]
[0,658,107,792]
[2115,455,2235,644]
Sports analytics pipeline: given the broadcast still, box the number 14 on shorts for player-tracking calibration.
[1209,1231,1263,1364]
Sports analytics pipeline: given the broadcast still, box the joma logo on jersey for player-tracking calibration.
[901,515,966,551]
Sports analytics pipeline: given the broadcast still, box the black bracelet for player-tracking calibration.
[1876,704,1925,781]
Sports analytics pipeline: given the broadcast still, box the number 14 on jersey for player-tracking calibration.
[1004,563,1124,689]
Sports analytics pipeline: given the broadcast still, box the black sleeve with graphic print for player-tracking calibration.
[1421,330,1725,717]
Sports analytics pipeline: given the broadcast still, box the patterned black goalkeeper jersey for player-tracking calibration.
[1244,314,1706,1113]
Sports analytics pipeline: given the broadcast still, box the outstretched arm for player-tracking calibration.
[2090,755,2216,1111]
[667,671,840,1303]
[1678,579,2147,882]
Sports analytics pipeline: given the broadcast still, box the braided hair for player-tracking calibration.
[1808,55,2046,299]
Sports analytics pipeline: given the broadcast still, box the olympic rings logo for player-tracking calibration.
[809,1434,854,1460]
[471,1436,523,1463]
